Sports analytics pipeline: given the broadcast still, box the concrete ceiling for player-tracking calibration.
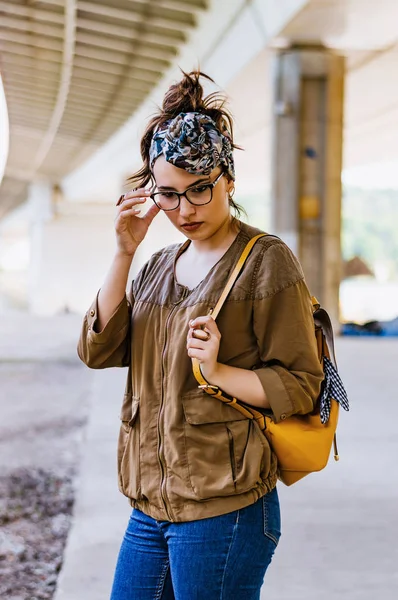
[277,0,398,168]
[225,0,398,195]
[0,0,207,218]
[227,41,398,185]
[2,0,398,222]
[277,0,398,51]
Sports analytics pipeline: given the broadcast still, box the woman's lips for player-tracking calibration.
[181,222,203,232]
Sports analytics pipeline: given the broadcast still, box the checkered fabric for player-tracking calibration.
[320,356,349,424]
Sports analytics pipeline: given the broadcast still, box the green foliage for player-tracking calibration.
[236,192,270,230]
[342,187,398,279]
[238,186,398,280]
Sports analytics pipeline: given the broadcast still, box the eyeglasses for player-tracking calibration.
[150,172,224,212]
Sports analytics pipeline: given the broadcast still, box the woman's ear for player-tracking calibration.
[226,178,235,198]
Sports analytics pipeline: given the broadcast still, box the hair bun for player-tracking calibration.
[161,70,208,116]
[127,69,240,195]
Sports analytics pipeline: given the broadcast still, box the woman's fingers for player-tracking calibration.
[117,201,160,224]
[187,337,207,350]
[117,188,151,209]
[117,196,148,213]
[124,188,151,201]
[189,316,220,338]
[187,347,206,359]
[187,326,211,341]
[118,207,142,219]
[186,335,207,359]
[142,203,161,225]
[189,315,216,328]
[191,329,210,341]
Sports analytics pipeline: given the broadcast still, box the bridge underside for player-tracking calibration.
[0,0,207,218]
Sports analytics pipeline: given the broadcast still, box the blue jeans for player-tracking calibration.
[110,487,281,600]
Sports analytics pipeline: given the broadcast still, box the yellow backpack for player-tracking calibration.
[192,234,349,486]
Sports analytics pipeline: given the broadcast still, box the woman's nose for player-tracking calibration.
[179,195,196,216]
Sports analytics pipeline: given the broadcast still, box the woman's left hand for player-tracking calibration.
[187,316,221,382]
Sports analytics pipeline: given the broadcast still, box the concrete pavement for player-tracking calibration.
[54,337,398,600]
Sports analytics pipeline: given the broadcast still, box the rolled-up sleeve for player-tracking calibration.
[252,244,324,423]
[77,289,132,369]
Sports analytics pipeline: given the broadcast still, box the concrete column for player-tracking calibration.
[27,180,182,315]
[28,181,55,314]
[271,47,345,327]
[28,181,119,315]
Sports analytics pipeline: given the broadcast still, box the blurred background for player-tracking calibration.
[0,1,397,600]
[1,0,398,327]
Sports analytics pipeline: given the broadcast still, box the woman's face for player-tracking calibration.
[151,156,234,240]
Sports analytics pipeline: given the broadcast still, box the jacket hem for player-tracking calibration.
[128,473,278,523]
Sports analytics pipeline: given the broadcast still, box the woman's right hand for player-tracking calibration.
[115,188,160,256]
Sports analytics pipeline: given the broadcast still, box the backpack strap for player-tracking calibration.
[191,234,268,428]
[312,297,337,368]
[190,235,345,458]
[311,297,347,461]
[210,233,267,319]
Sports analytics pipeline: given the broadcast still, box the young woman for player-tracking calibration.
[78,71,324,599]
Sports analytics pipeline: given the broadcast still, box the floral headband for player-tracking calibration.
[149,112,235,181]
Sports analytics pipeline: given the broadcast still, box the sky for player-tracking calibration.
[343,162,398,190]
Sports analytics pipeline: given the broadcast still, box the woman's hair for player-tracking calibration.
[128,70,245,219]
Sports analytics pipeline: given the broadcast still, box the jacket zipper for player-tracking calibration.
[158,286,190,520]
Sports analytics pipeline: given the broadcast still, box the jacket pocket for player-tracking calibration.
[117,394,141,500]
[182,389,268,500]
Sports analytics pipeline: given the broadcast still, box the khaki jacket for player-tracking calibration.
[78,221,324,522]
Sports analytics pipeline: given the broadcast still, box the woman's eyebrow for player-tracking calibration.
[157,177,211,191]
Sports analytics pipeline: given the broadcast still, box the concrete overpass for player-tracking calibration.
[1,0,398,319]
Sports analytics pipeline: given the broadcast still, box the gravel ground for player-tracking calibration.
[0,468,74,599]
[0,317,94,600]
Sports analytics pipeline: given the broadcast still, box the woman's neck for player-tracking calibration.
[189,216,240,256]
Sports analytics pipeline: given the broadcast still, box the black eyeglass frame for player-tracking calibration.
[150,171,225,212]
